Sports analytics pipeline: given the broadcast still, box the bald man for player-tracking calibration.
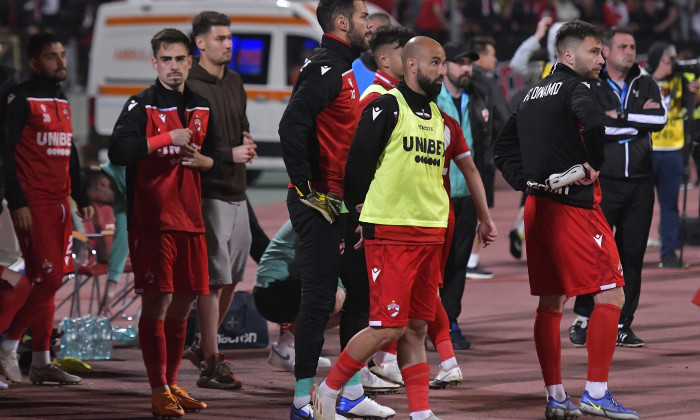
[313,36,464,420]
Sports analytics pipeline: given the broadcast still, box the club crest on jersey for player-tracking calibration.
[387,301,400,317]
[63,107,70,120]
[481,108,489,122]
[41,260,53,274]
[193,117,202,133]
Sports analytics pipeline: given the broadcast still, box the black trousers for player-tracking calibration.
[287,189,345,379]
[338,208,370,350]
[573,177,655,324]
[440,196,477,322]
[246,197,270,264]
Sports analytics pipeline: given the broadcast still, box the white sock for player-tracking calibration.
[278,330,294,349]
[467,253,479,269]
[152,385,169,394]
[585,381,607,399]
[0,339,19,352]
[545,384,567,401]
[410,410,434,420]
[319,380,341,398]
[441,356,458,371]
[373,350,397,366]
[341,383,364,400]
[293,395,310,409]
[31,351,51,368]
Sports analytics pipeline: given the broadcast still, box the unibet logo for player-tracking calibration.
[36,132,72,147]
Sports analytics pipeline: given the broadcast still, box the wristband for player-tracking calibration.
[147,132,172,151]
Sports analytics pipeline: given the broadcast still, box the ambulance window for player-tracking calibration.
[287,36,319,85]
[193,33,270,85]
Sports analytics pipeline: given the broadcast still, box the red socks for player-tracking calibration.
[0,275,32,333]
[428,299,452,361]
[325,351,365,391]
[587,303,621,382]
[164,318,187,385]
[534,307,562,386]
[138,317,167,389]
[7,280,60,350]
[401,363,430,413]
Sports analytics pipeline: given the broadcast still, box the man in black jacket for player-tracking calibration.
[495,21,640,420]
[569,26,667,350]
[278,1,393,419]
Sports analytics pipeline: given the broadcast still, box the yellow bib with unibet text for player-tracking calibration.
[360,88,449,228]
[652,77,684,150]
[360,83,388,101]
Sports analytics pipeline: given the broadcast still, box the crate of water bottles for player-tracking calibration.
[60,316,113,360]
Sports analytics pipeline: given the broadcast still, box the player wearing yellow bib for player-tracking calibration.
[313,36,491,420]
[647,42,700,268]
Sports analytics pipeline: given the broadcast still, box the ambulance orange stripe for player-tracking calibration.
[99,85,291,100]
[106,15,309,26]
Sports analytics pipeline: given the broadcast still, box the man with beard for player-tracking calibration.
[495,21,640,419]
[109,28,220,418]
[0,33,93,386]
[181,10,256,391]
[313,36,452,420]
[279,1,393,419]
[569,26,667,350]
[435,41,493,350]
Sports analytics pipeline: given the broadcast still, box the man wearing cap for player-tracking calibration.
[435,41,493,350]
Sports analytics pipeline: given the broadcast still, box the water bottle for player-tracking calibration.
[112,325,138,346]
[93,317,113,360]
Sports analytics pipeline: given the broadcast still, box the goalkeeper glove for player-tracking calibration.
[295,181,341,223]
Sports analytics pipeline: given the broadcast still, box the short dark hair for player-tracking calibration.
[369,25,413,52]
[192,11,231,38]
[468,36,495,55]
[27,33,63,58]
[151,28,191,57]
[368,12,391,26]
[603,26,635,47]
[555,20,604,57]
[316,0,361,33]
[82,167,107,191]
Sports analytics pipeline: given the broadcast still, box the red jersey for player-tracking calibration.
[109,80,220,233]
[358,70,399,112]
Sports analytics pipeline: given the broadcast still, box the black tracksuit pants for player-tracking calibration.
[573,177,655,324]
[287,189,345,380]
[440,196,478,322]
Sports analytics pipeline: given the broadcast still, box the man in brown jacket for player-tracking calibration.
[183,10,257,389]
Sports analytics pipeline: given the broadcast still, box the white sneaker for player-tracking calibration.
[0,348,22,383]
[268,342,332,372]
[368,357,404,386]
[360,366,401,394]
[429,363,463,389]
[337,394,396,418]
[312,383,340,420]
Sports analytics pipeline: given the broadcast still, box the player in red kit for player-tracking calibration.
[108,29,220,419]
[0,33,93,386]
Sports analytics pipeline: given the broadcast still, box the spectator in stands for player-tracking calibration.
[83,164,128,318]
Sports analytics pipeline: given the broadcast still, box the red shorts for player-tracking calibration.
[129,230,209,295]
[365,240,443,327]
[13,199,74,284]
[524,196,624,297]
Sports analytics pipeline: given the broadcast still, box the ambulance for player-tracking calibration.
[87,0,387,176]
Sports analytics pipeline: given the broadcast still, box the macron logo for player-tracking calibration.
[593,234,603,248]
[372,107,382,120]
[159,113,166,123]
[128,100,137,111]
[321,65,331,75]
[371,267,381,282]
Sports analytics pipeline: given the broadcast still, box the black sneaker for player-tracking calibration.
[659,253,689,269]
[509,229,523,259]
[465,264,494,280]
[197,354,243,389]
[449,322,471,350]
[183,336,204,370]
[617,327,645,347]
[569,316,588,347]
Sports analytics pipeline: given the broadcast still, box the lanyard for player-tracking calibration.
[607,78,627,108]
